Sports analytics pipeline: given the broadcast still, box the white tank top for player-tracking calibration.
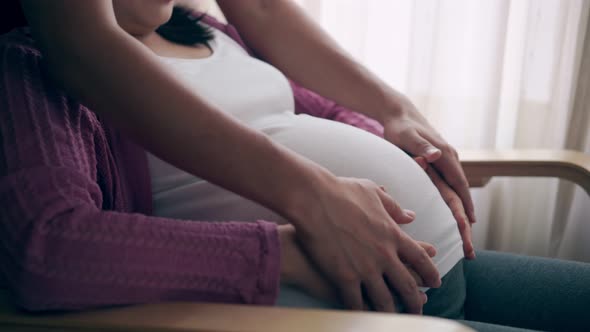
[148,28,464,280]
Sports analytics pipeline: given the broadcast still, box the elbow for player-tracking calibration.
[9,269,72,312]
[7,251,90,312]
[2,207,100,312]
[8,255,99,312]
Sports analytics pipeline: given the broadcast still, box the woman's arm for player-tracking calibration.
[0,42,281,310]
[217,0,476,226]
[217,0,398,124]
[199,13,385,136]
[17,1,439,313]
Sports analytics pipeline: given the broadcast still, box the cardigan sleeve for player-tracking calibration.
[289,81,385,137]
[0,36,280,311]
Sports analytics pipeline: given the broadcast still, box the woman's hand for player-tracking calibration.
[381,97,476,227]
[285,176,440,314]
[413,157,476,259]
[279,224,339,303]
[278,224,437,311]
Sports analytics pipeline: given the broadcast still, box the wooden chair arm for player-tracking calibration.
[460,149,590,195]
[0,301,472,332]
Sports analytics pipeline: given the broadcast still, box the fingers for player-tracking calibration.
[448,201,475,259]
[419,155,475,258]
[406,265,425,287]
[377,187,415,224]
[431,147,476,225]
[339,282,364,311]
[417,241,437,257]
[410,132,476,225]
[378,190,416,224]
[398,234,441,289]
[413,156,428,170]
[425,166,475,259]
[363,277,397,313]
[406,130,442,163]
[406,243,435,288]
[456,212,475,259]
[384,258,425,314]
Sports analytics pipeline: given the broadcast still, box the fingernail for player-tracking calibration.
[404,209,416,219]
[426,147,440,155]
[428,246,437,257]
[470,212,477,224]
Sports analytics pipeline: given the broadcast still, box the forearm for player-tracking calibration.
[19,0,327,223]
[218,0,407,123]
[1,181,280,310]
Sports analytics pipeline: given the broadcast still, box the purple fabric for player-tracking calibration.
[0,16,383,311]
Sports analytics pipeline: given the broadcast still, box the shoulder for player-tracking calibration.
[0,27,42,58]
[0,27,45,80]
[197,12,254,55]
[0,27,102,135]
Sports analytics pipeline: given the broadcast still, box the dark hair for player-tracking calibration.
[1,1,27,34]
[156,6,214,46]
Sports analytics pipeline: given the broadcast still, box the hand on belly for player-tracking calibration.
[284,175,441,314]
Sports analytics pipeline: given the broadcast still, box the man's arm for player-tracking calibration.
[19,0,321,219]
[218,0,476,225]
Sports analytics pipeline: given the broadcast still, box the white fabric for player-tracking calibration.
[148,28,464,278]
[290,0,590,262]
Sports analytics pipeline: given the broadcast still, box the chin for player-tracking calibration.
[114,0,175,36]
[152,1,175,26]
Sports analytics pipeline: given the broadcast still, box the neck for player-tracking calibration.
[134,30,174,57]
[134,30,160,45]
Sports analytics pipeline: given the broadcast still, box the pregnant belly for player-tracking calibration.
[150,112,464,278]
[260,113,464,276]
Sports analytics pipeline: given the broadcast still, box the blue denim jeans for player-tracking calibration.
[277,251,590,332]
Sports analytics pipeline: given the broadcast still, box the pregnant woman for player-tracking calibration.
[150,10,464,272]
[1,1,589,332]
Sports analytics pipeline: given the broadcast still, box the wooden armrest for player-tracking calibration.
[0,302,473,332]
[460,149,590,195]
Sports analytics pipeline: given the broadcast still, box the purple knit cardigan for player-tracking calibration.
[0,15,383,311]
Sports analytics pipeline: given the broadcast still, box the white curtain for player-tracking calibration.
[294,0,590,262]
[204,0,590,261]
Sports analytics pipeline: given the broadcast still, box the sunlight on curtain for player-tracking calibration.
[294,0,590,261]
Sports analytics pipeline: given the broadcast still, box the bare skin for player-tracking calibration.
[18,0,473,314]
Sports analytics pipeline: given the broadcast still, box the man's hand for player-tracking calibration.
[278,224,437,311]
[287,176,440,314]
[413,157,476,259]
[382,98,476,226]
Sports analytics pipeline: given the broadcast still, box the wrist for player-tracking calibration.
[278,224,300,285]
[376,91,413,124]
[275,158,337,234]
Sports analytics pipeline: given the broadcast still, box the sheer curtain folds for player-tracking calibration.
[292,0,590,261]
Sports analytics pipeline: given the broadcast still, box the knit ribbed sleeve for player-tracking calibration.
[0,34,280,311]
